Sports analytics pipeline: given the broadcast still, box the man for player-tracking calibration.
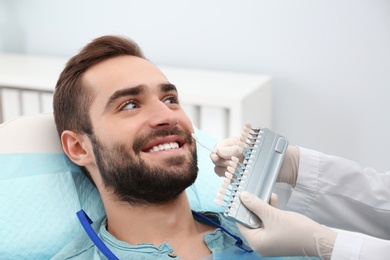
[52,35,246,259]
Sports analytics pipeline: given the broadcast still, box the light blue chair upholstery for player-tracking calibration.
[0,113,223,259]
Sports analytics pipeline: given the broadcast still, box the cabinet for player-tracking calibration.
[0,53,272,139]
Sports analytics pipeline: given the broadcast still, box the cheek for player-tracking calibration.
[93,126,117,143]
[179,111,194,132]
[92,115,136,141]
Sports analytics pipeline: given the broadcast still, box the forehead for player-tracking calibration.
[84,55,169,91]
[83,55,171,111]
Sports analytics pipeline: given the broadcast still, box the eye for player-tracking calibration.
[120,100,138,111]
[164,96,179,105]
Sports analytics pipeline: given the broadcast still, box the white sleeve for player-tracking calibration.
[284,147,390,239]
[331,230,390,260]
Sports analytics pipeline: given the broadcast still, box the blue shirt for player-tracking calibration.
[52,211,248,259]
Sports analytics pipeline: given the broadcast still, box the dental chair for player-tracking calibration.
[0,113,222,259]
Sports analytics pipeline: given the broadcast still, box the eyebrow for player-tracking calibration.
[103,83,177,114]
[161,83,177,93]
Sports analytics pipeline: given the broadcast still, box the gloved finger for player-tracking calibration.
[237,223,248,236]
[215,145,244,160]
[276,146,299,187]
[214,166,227,177]
[240,191,272,222]
[269,193,279,208]
[237,223,256,241]
[210,152,231,177]
[237,223,264,253]
[210,153,230,166]
[212,136,241,152]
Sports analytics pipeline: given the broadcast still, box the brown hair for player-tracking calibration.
[53,35,145,137]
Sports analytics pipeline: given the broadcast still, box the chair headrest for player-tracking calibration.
[0,113,62,153]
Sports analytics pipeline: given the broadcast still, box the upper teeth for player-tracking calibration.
[149,142,179,152]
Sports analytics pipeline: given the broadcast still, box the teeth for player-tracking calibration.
[149,142,179,152]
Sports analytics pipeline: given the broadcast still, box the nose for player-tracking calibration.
[147,100,179,129]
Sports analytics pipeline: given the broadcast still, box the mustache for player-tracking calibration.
[132,127,193,154]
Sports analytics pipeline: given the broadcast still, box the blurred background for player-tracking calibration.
[1,0,389,171]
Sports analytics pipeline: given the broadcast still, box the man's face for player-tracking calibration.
[83,55,198,205]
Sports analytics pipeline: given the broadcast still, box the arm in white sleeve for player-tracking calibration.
[331,230,390,260]
[285,147,390,239]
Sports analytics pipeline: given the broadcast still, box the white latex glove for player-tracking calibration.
[210,137,300,187]
[210,136,244,177]
[278,145,300,187]
[237,191,337,260]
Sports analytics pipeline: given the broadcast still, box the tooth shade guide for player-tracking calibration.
[214,125,288,229]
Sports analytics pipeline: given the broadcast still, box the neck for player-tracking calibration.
[104,192,192,243]
[101,191,215,259]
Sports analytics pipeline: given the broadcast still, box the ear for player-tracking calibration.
[61,130,94,167]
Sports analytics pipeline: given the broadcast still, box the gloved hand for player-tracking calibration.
[210,136,300,187]
[210,136,244,177]
[237,191,337,260]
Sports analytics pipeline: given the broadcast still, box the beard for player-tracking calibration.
[88,127,198,205]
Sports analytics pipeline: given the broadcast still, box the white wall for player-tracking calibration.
[1,0,390,171]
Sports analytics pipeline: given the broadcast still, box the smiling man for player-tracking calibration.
[51,35,246,259]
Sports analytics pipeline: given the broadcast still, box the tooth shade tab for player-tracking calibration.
[230,156,239,163]
[240,133,249,142]
[228,160,238,169]
[225,172,233,179]
[227,166,237,174]
[244,123,252,129]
